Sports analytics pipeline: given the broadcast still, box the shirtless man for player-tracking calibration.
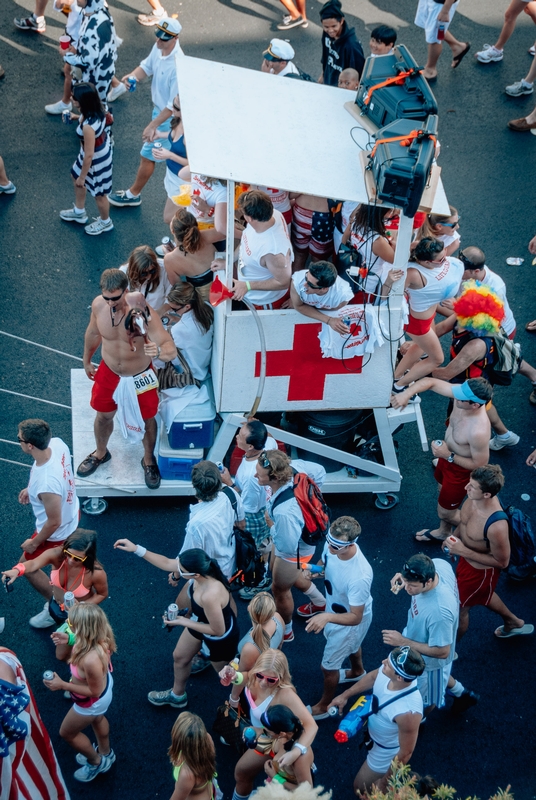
[77,268,176,489]
[391,377,491,542]
[441,465,534,640]
[290,192,334,273]
[233,190,293,310]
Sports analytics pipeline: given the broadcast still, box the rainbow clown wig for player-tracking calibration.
[453,280,505,336]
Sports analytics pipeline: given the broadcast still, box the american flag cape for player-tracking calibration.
[0,648,69,800]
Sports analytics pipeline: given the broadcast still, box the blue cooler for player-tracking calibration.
[168,393,216,449]
[158,425,203,481]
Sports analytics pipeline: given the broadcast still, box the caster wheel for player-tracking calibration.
[81,497,108,515]
[375,493,399,510]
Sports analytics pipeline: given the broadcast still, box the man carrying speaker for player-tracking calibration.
[414,0,470,81]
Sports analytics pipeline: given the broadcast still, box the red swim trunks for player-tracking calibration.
[90,360,159,421]
[252,289,291,310]
[404,312,435,336]
[434,458,471,509]
[291,203,334,257]
[456,556,501,607]
[23,534,67,562]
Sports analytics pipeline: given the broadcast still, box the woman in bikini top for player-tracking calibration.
[168,712,221,800]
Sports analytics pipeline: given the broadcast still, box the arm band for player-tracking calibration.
[272,774,286,785]
[245,281,251,292]
[231,671,244,685]
[134,545,147,557]
[13,563,26,576]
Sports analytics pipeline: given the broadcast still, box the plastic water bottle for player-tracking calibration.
[63,592,75,611]
[243,727,257,749]
[43,670,54,681]
[127,76,137,92]
[437,22,445,40]
[334,694,373,743]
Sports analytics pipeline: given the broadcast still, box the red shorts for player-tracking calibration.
[253,289,291,310]
[456,557,501,607]
[404,312,435,336]
[434,458,471,509]
[282,208,293,226]
[24,532,66,561]
[90,360,159,421]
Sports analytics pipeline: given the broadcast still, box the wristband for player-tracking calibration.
[156,346,161,359]
[134,545,147,557]
[13,563,26,576]
[229,694,239,707]
[231,671,244,685]
[272,774,286,785]
[245,281,251,292]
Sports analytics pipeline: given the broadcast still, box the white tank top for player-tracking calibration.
[238,210,293,305]
[349,227,391,295]
[406,256,464,313]
[245,687,277,728]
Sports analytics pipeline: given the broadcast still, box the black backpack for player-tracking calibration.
[221,487,265,588]
[483,503,536,581]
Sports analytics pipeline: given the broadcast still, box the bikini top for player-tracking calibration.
[50,561,90,598]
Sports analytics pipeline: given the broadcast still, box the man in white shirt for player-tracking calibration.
[234,190,293,310]
[180,461,245,581]
[384,554,478,714]
[16,419,79,628]
[260,38,300,77]
[258,450,327,642]
[109,19,183,208]
[331,646,425,794]
[291,261,354,335]
[304,516,373,719]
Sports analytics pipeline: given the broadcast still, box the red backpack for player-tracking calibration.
[271,470,331,547]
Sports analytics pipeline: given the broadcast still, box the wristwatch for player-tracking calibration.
[292,742,307,755]
[447,452,455,463]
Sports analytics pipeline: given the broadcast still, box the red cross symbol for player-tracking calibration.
[255,323,363,402]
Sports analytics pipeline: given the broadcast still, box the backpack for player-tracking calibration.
[488,332,521,386]
[221,487,265,588]
[271,470,331,548]
[285,67,314,82]
[483,503,536,581]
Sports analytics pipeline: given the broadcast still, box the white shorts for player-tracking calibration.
[366,741,400,774]
[72,673,114,717]
[164,167,188,202]
[417,662,452,708]
[274,544,316,562]
[321,612,372,671]
[414,0,459,44]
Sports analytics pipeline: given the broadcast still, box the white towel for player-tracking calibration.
[158,384,210,433]
[112,377,146,443]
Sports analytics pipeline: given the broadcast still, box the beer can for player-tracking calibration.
[127,76,137,92]
[152,142,162,151]
[167,603,179,622]
[43,670,54,681]
[62,109,72,124]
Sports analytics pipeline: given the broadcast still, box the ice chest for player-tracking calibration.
[158,426,203,481]
[168,393,216,449]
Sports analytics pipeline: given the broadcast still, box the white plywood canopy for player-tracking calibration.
[176,52,449,213]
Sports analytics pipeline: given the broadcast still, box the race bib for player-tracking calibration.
[133,368,158,395]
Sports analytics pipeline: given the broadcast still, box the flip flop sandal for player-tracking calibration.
[525,320,536,332]
[414,529,445,544]
[76,449,111,477]
[494,623,534,638]
[452,42,471,69]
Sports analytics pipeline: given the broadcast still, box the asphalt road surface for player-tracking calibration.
[1,0,536,797]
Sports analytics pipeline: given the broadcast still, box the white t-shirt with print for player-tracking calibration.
[292,270,353,309]
[28,438,79,541]
[322,542,373,617]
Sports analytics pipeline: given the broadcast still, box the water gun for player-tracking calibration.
[334,694,373,743]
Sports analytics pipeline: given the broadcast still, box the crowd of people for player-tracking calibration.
[2,1,536,798]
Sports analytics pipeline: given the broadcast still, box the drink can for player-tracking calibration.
[216,461,224,472]
[443,546,450,555]
[62,109,72,125]
[506,257,524,266]
[161,236,175,253]
[433,440,443,447]
[152,142,162,151]
[63,591,75,611]
[328,706,339,717]
[3,578,14,593]
[167,603,179,622]
[127,76,137,92]
[43,670,55,681]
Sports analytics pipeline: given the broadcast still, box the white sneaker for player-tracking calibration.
[29,602,55,628]
[73,751,115,782]
[45,99,72,115]
[476,44,503,63]
[0,181,16,194]
[60,207,89,224]
[505,80,534,96]
[107,83,127,103]
[76,745,115,766]
[489,431,520,450]
[84,217,114,236]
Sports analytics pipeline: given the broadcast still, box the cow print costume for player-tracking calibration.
[76,0,118,107]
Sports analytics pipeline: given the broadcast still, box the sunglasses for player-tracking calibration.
[17,435,29,444]
[173,104,181,111]
[402,563,425,583]
[428,256,446,266]
[326,536,349,551]
[305,277,321,290]
[102,291,124,302]
[459,254,484,270]
[177,564,196,578]
[255,673,278,685]
[440,219,460,227]
[259,451,271,470]
[391,645,411,667]
[64,550,87,563]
